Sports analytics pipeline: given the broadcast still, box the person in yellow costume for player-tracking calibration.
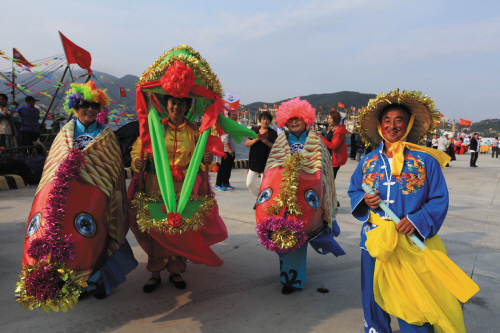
[348,90,466,333]
[129,95,225,293]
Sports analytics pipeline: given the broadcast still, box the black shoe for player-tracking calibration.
[169,273,186,290]
[282,286,295,295]
[143,277,161,293]
[93,292,108,300]
[92,284,108,299]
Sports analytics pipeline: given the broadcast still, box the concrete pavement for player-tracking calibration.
[1,152,499,332]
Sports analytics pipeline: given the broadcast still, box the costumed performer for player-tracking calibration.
[129,45,258,294]
[255,97,345,295]
[348,90,467,332]
[17,81,137,312]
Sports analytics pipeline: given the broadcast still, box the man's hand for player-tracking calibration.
[135,157,146,170]
[396,217,415,236]
[363,190,380,209]
[203,151,213,164]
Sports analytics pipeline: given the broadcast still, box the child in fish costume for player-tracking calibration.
[255,97,345,294]
[129,45,257,293]
[17,81,137,312]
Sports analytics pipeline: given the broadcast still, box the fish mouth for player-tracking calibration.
[256,216,307,254]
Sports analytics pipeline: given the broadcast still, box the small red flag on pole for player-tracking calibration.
[119,88,128,98]
[460,119,472,126]
[13,48,34,68]
[338,102,345,108]
[59,31,92,75]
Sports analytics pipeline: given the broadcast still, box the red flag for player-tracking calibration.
[119,87,128,98]
[319,106,324,110]
[12,48,34,68]
[273,104,278,109]
[331,107,336,111]
[59,31,92,74]
[460,119,472,126]
[351,106,355,111]
[263,104,268,108]
[338,102,345,108]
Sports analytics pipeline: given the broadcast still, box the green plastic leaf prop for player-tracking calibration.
[177,130,209,213]
[216,113,258,143]
[149,105,177,213]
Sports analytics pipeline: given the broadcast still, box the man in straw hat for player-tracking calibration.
[348,90,467,332]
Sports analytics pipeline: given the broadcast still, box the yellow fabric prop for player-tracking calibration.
[377,115,451,176]
[366,212,466,333]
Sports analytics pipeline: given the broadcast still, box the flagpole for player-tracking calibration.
[67,64,75,83]
[10,55,19,148]
[40,64,70,129]
[11,55,15,106]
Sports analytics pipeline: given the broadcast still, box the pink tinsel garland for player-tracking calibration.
[96,107,109,124]
[256,216,307,255]
[27,148,85,263]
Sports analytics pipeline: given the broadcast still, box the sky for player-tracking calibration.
[1,0,499,121]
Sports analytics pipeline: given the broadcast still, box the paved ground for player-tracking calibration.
[1,152,498,332]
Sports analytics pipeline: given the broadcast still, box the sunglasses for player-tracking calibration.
[287,117,302,123]
[79,101,101,110]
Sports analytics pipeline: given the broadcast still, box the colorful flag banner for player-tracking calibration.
[338,102,345,108]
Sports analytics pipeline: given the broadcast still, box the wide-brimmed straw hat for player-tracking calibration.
[357,89,440,146]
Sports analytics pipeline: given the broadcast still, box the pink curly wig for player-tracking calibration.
[276,97,316,128]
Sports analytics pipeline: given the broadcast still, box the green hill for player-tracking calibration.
[470,119,500,137]
[246,91,376,111]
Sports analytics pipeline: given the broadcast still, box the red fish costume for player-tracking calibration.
[17,120,137,312]
[255,97,345,292]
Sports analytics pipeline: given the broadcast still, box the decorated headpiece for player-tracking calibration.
[132,45,258,233]
[357,89,440,147]
[276,97,316,128]
[358,89,449,176]
[63,81,110,115]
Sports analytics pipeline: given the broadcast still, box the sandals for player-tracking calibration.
[169,273,187,290]
[143,277,161,294]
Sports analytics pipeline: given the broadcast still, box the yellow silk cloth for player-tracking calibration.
[377,115,451,176]
[131,119,197,194]
[366,212,465,333]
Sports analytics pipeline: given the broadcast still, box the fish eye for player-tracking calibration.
[257,188,273,204]
[304,190,319,210]
[74,213,97,237]
[27,213,42,237]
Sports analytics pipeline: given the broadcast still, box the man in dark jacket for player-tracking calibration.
[469,133,479,167]
[350,132,357,160]
[17,96,40,146]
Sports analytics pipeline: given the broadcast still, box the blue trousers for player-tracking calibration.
[361,250,435,333]
[279,242,308,289]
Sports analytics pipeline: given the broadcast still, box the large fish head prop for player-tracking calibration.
[17,125,128,313]
[23,178,111,279]
[255,131,337,254]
